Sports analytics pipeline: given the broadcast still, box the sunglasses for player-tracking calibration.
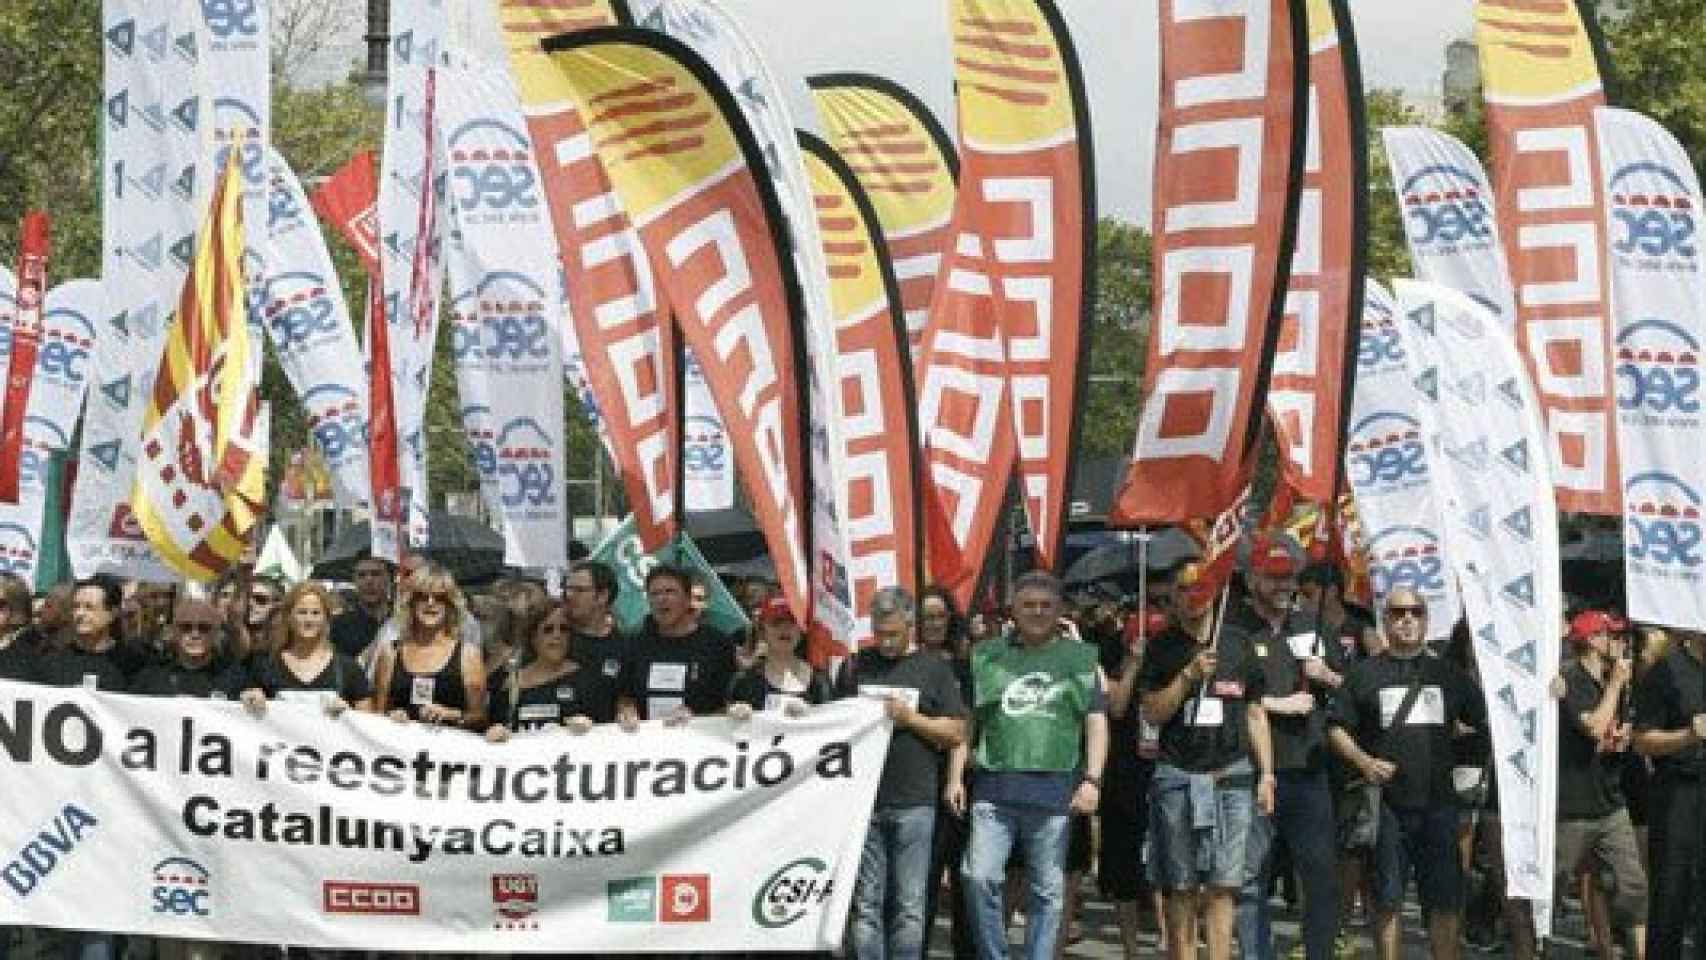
[249,594,275,605]
[412,592,452,606]
[176,622,219,633]
[1387,605,1427,619]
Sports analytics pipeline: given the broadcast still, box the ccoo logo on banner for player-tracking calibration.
[1597,107,1706,629]
[1395,279,1561,931]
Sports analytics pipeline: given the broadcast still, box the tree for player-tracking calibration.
[1599,0,1706,172]
[1077,218,1152,461]
[1362,88,1427,285]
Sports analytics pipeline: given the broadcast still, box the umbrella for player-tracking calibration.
[312,511,507,585]
[714,554,776,582]
[1062,528,1200,586]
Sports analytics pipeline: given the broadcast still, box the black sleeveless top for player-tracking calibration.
[488,665,619,730]
[387,640,467,719]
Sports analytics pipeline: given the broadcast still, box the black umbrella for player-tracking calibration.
[1062,528,1199,586]
[312,511,507,585]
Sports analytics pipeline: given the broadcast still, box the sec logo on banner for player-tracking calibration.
[264,271,342,353]
[303,383,368,466]
[1608,162,1699,268]
[496,418,558,513]
[449,273,552,367]
[1400,165,1494,254]
[0,522,38,577]
[1625,471,1704,570]
[1346,411,1429,495]
[448,119,541,219]
[1366,524,1449,604]
[1615,318,1701,419]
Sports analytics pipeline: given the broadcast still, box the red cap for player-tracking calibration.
[756,597,794,624]
[1249,534,1302,577]
[1569,610,1616,644]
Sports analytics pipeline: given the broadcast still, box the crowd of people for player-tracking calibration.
[0,532,1702,960]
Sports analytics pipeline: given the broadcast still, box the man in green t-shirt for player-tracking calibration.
[947,571,1107,960]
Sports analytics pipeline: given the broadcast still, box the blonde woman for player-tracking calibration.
[376,564,486,730]
[238,582,375,716]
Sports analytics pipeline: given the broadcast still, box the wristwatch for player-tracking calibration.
[1081,774,1102,788]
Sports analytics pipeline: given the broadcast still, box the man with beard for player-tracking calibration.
[1230,536,1344,960]
[1329,587,1485,960]
[616,564,736,726]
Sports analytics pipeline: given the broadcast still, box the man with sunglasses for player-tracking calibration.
[1632,626,1706,959]
[128,599,230,698]
[1328,587,1485,960]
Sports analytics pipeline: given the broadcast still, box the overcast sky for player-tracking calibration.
[315,2,1478,224]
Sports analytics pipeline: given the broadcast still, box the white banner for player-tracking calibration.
[0,682,887,952]
[1595,107,1706,630]
[1343,279,1460,642]
[630,0,856,635]
[262,148,372,512]
[378,1,450,549]
[1394,279,1561,931]
[438,55,569,570]
[0,269,81,585]
[73,0,204,581]
[1381,127,1518,327]
[683,349,734,514]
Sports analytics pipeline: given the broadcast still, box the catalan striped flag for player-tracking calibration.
[131,152,267,582]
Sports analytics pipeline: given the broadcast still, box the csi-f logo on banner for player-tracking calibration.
[1615,319,1700,419]
[448,119,542,220]
[1608,162,1699,268]
[1625,471,1704,571]
[1400,165,1494,253]
[752,858,834,929]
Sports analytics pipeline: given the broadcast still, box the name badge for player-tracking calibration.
[857,684,920,710]
[1185,697,1224,727]
[649,663,688,692]
[1286,633,1319,658]
[1211,679,1244,699]
[764,693,805,714]
[647,695,685,718]
[555,685,578,703]
[602,658,622,678]
[517,704,561,725]
[81,674,100,690]
[1378,685,1446,728]
[1138,715,1161,759]
[411,676,436,708]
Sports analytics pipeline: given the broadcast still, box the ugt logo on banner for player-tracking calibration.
[1625,471,1704,570]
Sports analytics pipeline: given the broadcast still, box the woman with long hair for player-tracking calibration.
[238,582,374,716]
[376,564,486,730]
[485,600,618,742]
[727,598,832,719]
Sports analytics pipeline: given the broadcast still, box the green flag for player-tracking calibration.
[588,516,750,636]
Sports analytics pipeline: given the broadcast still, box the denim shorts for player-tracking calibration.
[1373,802,1464,913]
[1147,761,1256,891]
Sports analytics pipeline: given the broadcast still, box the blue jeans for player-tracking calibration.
[851,804,936,960]
[1236,770,1341,960]
[961,801,1070,960]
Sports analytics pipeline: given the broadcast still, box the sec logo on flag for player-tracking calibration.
[660,874,710,923]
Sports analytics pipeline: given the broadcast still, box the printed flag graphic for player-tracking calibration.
[1,212,51,504]
[132,154,267,582]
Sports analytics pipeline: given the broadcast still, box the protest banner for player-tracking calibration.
[0,682,888,952]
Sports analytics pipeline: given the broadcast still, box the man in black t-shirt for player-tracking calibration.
[837,586,966,960]
[32,578,132,691]
[1632,626,1706,959]
[1140,572,1274,960]
[1230,536,1343,960]
[566,560,626,684]
[1328,587,1483,960]
[616,564,736,725]
[1554,611,1647,956]
[331,554,392,658]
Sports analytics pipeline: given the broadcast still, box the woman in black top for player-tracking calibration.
[486,600,618,741]
[238,582,374,716]
[376,564,485,729]
[129,600,233,699]
[727,598,832,719]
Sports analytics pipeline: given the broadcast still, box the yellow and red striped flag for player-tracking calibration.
[132,152,267,582]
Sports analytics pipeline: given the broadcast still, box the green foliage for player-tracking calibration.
[0,0,103,280]
[1077,219,1152,461]
[1598,0,1706,174]
[1361,89,1425,285]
